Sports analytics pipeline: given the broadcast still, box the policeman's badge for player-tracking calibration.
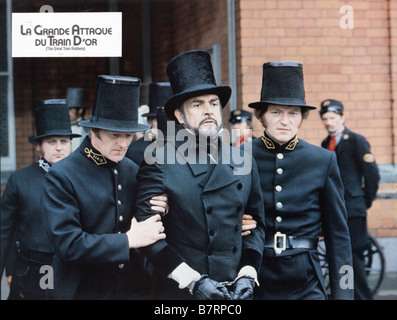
[84,148,107,165]
[261,134,275,149]
[343,134,349,140]
[322,100,331,107]
[38,158,51,172]
[285,135,299,151]
[363,153,375,163]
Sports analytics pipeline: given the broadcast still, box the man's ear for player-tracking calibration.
[35,142,43,157]
[298,120,304,128]
[174,108,185,125]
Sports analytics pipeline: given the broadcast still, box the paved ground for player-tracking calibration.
[374,272,397,300]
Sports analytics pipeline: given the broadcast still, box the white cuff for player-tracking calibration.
[238,265,259,286]
[167,262,201,289]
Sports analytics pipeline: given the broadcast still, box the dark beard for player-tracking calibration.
[184,115,223,140]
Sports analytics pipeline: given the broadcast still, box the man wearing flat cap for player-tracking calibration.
[126,82,174,165]
[1,99,80,299]
[248,62,353,300]
[134,50,265,300]
[229,110,254,147]
[320,99,380,300]
[66,87,89,151]
[41,75,168,299]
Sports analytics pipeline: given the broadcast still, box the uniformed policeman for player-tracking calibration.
[41,75,168,299]
[126,82,174,165]
[229,110,254,146]
[320,99,380,300]
[1,99,81,299]
[134,50,266,300]
[66,87,89,151]
[248,62,354,300]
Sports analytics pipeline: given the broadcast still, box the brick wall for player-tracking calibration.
[119,0,143,78]
[235,0,397,237]
[236,0,394,162]
[369,182,397,238]
[170,0,230,90]
[150,0,174,82]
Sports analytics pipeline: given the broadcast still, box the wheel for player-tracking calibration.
[363,233,386,295]
[317,233,386,296]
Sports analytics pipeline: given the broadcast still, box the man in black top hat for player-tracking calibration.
[134,50,265,300]
[320,99,380,300]
[248,62,353,300]
[41,75,168,299]
[229,109,254,146]
[66,87,89,151]
[126,82,174,165]
[1,99,81,299]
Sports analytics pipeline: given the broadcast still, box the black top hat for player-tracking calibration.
[164,50,232,120]
[248,61,316,110]
[29,99,81,144]
[79,75,150,132]
[142,82,173,118]
[320,99,344,116]
[229,110,252,124]
[156,106,174,142]
[66,87,86,108]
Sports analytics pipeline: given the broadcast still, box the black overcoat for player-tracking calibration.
[1,162,53,273]
[321,127,380,218]
[134,137,266,299]
[252,134,353,300]
[41,137,149,299]
[126,136,154,166]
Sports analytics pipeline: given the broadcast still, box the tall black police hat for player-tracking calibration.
[142,82,173,118]
[164,50,232,120]
[66,87,86,109]
[29,99,81,143]
[229,110,253,124]
[248,61,316,110]
[79,75,150,132]
[156,106,175,142]
[320,99,344,116]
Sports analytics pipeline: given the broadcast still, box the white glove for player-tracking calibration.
[168,262,201,289]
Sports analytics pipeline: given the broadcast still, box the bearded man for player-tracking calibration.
[134,50,265,300]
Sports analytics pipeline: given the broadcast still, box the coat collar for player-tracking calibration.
[261,131,299,153]
[38,157,51,172]
[79,136,119,168]
[334,127,350,154]
[172,137,240,192]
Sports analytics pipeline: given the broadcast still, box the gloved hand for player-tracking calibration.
[231,275,255,300]
[190,275,233,300]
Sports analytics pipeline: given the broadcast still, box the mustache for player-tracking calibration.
[199,116,218,126]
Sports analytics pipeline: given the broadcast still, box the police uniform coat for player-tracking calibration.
[41,137,149,300]
[322,127,380,300]
[1,161,53,270]
[1,161,54,299]
[321,127,380,218]
[252,133,353,300]
[134,137,266,299]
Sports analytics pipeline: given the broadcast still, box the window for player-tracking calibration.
[1,0,16,173]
